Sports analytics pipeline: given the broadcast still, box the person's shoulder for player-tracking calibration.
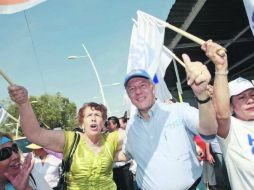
[231,116,254,128]
[47,154,62,162]
[158,101,192,110]
[104,131,118,139]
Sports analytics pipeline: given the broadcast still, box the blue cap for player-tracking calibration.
[124,69,152,87]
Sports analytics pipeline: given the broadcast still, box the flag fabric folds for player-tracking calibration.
[154,48,173,101]
[243,0,254,36]
[0,0,46,14]
[0,105,8,125]
[126,10,173,103]
[127,11,166,78]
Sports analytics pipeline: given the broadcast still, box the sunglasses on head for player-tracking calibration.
[0,143,19,161]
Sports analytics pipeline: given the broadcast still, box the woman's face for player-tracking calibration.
[232,89,254,121]
[82,106,104,136]
[0,141,21,181]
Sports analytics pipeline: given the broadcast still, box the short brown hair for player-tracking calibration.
[78,102,107,125]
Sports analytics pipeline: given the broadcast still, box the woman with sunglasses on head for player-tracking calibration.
[0,132,52,190]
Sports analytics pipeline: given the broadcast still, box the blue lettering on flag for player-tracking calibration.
[247,134,254,154]
[153,74,159,84]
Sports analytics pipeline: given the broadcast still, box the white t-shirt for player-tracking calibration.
[30,168,52,190]
[33,154,62,188]
[217,117,254,190]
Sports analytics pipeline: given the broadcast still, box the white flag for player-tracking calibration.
[125,10,173,112]
[0,105,8,125]
[243,0,254,35]
[127,10,165,78]
[0,0,46,14]
[154,48,173,102]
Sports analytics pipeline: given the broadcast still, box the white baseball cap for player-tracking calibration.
[229,77,254,98]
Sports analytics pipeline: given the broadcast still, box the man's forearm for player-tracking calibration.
[198,100,218,135]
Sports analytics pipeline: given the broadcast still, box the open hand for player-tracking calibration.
[4,153,34,190]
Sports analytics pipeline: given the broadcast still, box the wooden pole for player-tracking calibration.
[0,68,14,85]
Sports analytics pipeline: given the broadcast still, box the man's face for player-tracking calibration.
[232,88,254,121]
[126,77,155,112]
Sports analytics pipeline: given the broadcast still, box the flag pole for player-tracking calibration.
[0,68,14,85]
[163,46,185,68]
[172,59,183,103]
[164,22,226,57]
[138,10,226,57]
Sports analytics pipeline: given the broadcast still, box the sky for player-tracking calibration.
[0,0,175,116]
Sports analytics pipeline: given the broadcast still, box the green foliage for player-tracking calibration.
[0,93,78,136]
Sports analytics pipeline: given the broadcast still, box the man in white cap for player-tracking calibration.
[201,40,254,190]
[120,53,218,190]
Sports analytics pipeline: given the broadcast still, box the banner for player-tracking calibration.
[0,0,46,14]
[243,0,254,35]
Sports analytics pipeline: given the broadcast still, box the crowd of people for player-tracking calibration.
[0,39,253,190]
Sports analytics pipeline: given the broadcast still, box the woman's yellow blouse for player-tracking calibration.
[63,131,119,190]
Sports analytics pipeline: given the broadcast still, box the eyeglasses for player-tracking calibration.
[0,143,19,161]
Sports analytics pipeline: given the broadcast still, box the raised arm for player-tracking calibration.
[182,54,218,135]
[201,40,230,138]
[8,85,65,152]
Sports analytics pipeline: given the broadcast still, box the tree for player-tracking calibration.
[1,93,78,136]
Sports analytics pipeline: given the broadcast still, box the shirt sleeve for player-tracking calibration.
[63,131,75,161]
[176,102,216,142]
[176,103,199,135]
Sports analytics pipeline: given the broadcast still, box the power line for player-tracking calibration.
[23,11,46,92]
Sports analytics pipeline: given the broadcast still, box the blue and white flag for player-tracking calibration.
[154,48,173,101]
[125,10,173,114]
[243,0,254,36]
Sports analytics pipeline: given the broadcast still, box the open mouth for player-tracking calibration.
[90,124,98,131]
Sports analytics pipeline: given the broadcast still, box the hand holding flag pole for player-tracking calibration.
[138,10,226,57]
[0,68,14,85]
